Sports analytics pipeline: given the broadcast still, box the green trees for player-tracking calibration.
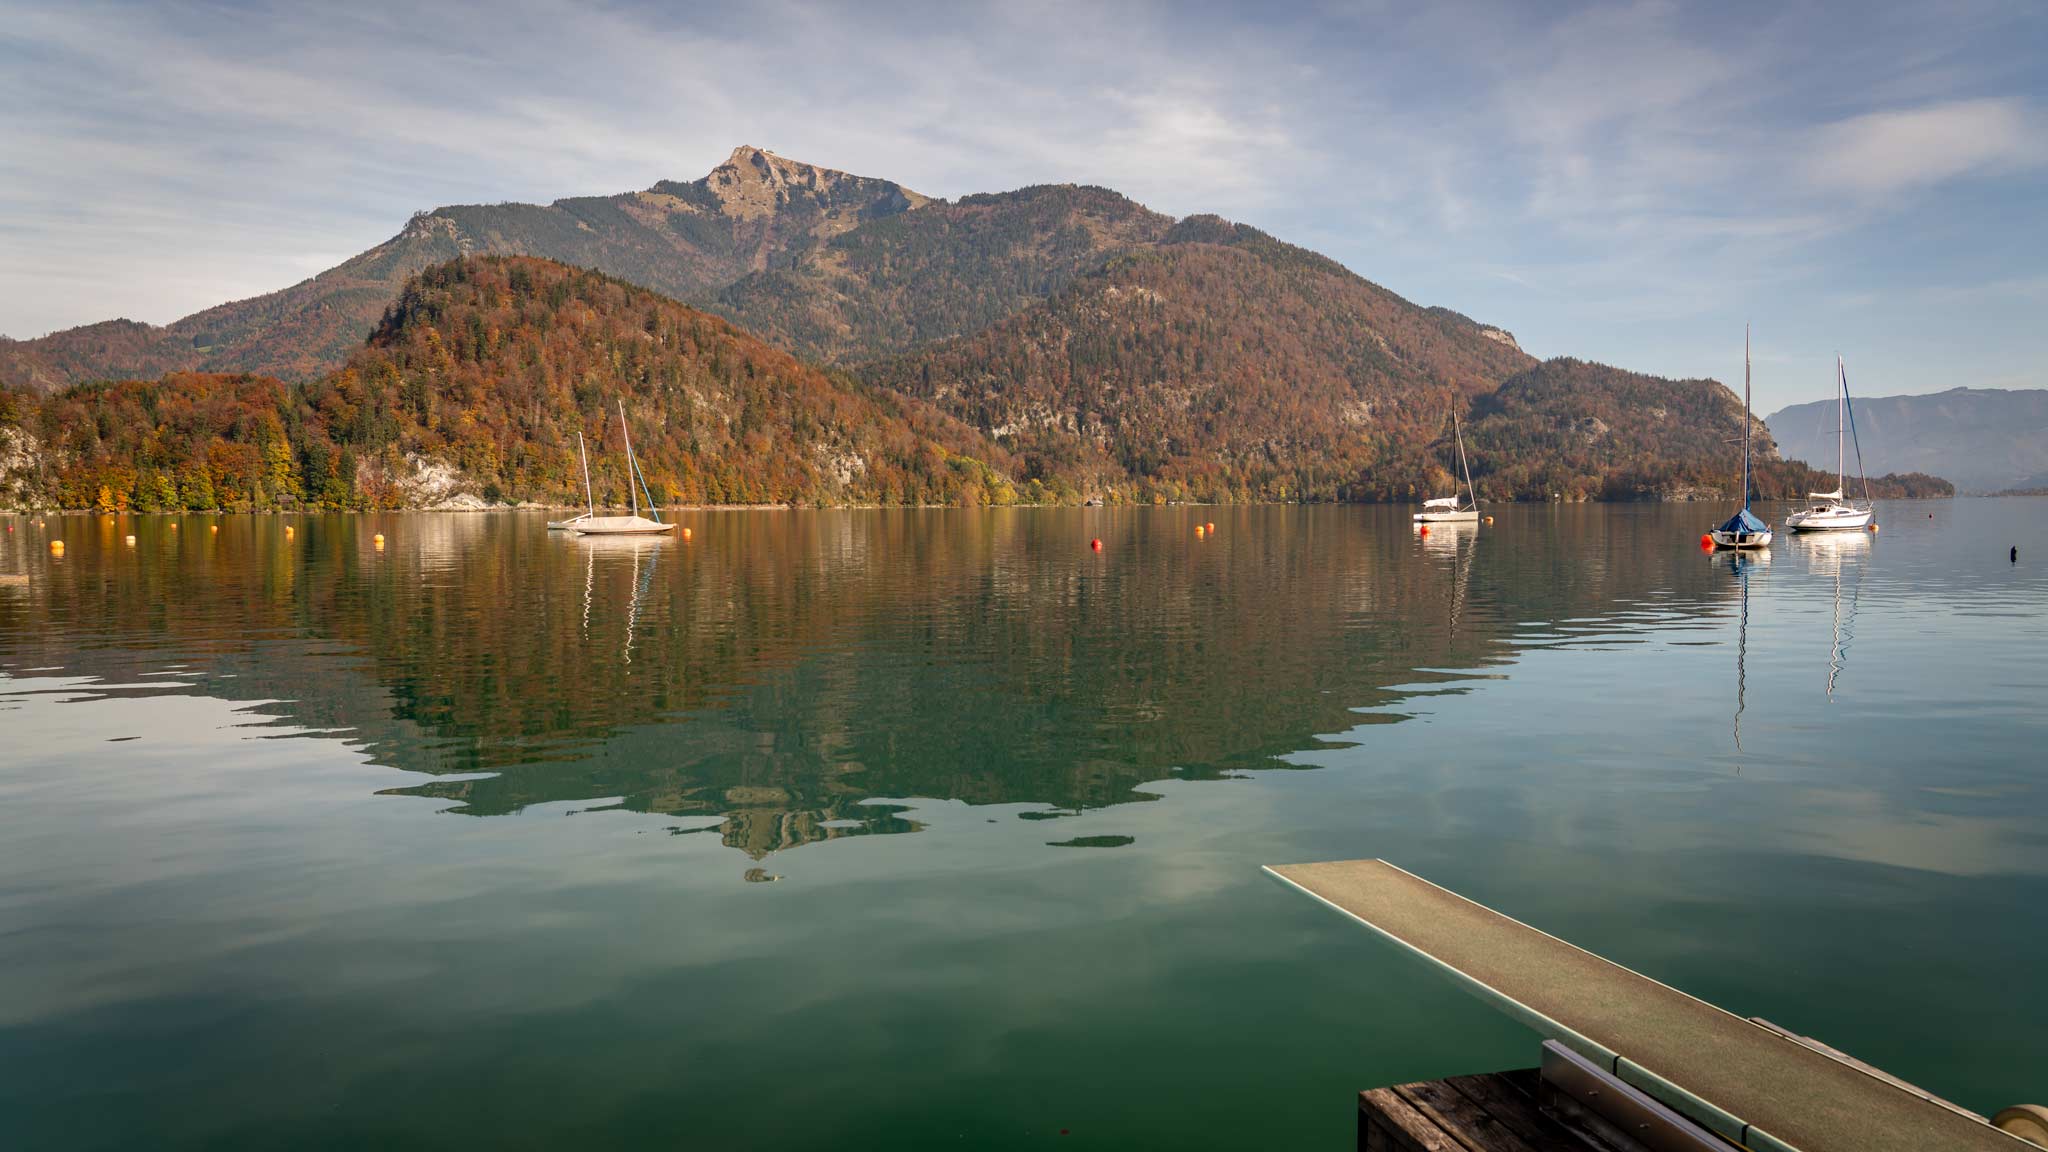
[0,255,1953,512]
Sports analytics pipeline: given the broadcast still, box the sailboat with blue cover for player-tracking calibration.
[1709,327,1772,550]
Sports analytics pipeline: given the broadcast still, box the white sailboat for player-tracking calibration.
[1414,409,1480,524]
[546,431,598,530]
[1786,354,1875,532]
[576,400,675,536]
[1709,327,1773,549]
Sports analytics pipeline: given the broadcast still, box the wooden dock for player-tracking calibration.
[1363,1066,1650,1152]
[1273,858,2037,1152]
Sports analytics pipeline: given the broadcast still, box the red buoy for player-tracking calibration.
[1418,525,1430,537]
[1090,538,1103,552]
[1700,533,1714,549]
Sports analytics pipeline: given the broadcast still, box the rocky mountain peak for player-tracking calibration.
[696,145,927,221]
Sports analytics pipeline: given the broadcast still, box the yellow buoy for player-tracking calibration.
[284,526,294,538]
[211,525,219,534]
[50,540,64,555]
[373,534,385,550]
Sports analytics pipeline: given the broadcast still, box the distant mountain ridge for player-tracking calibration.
[1765,386,2048,493]
[1,146,926,390]
[0,146,1961,506]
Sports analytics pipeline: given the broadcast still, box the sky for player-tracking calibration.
[0,0,2042,413]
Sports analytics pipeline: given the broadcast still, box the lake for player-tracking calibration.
[3,502,2044,1148]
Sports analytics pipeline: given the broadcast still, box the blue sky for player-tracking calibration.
[1,0,2042,413]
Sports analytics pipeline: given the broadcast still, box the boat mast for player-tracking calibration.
[1454,408,1476,509]
[1836,354,1846,496]
[577,431,595,517]
[618,399,638,520]
[1842,356,1874,507]
[1741,325,1753,512]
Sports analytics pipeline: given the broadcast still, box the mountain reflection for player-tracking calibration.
[1,507,1742,857]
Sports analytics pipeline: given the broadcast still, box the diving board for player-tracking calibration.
[1267,859,2027,1152]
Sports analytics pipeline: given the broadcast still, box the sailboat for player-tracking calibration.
[1709,327,1773,549]
[1414,409,1480,523]
[575,400,675,536]
[546,431,598,530]
[1786,355,1875,532]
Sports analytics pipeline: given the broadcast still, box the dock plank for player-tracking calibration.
[1361,1086,1468,1152]
[1443,1073,1637,1152]
[1276,859,2022,1152]
[1361,1072,1657,1152]
[1396,1078,1542,1152]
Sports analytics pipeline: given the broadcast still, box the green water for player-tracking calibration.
[2,503,2044,1148]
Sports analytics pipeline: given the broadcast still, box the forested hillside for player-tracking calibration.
[1,257,1008,511]
[0,253,1952,512]
[865,220,1536,503]
[1466,359,1952,501]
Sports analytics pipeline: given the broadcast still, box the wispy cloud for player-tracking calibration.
[0,0,2042,405]
[1803,98,2044,193]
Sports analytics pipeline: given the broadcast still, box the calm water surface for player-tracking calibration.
[3,502,2045,1148]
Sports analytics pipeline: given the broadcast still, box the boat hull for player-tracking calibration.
[546,514,593,531]
[1412,509,1479,523]
[1786,507,1874,532]
[1710,528,1773,549]
[573,515,674,536]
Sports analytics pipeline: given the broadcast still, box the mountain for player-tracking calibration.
[0,145,1963,507]
[1,256,1003,512]
[0,147,925,392]
[709,183,1174,364]
[1765,386,2048,494]
[1467,359,1951,501]
[864,218,1537,503]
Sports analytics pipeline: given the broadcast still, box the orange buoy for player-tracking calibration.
[373,533,385,547]
[1484,516,1495,525]
[284,526,294,538]
[1206,521,1215,532]
[682,527,693,540]
[1090,538,1103,552]
[211,525,219,534]
[50,540,64,555]
[1195,526,1205,538]
[1870,523,1879,533]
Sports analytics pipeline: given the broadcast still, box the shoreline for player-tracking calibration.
[2,492,1982,517]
